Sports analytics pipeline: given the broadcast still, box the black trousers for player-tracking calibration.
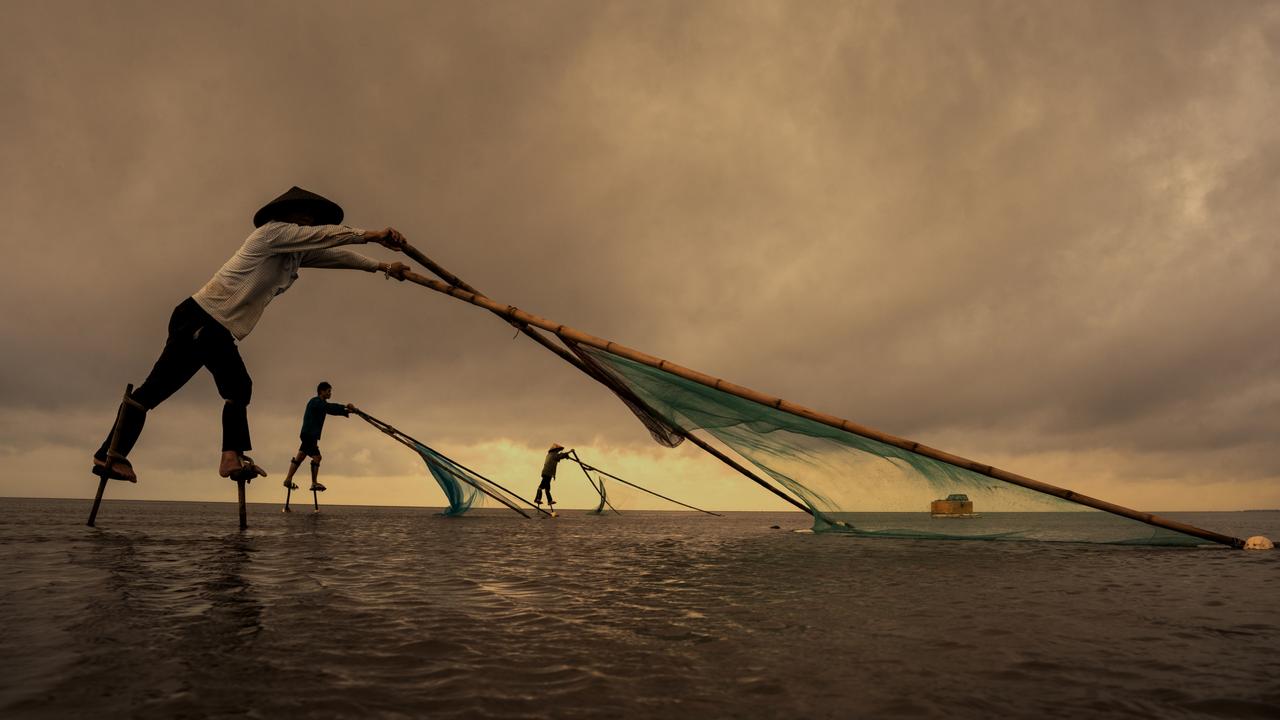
[535,475,554,504]
[97,297,252,457]
[298,436,321,457]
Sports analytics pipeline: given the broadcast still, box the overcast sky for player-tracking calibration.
[2,0,1277,512]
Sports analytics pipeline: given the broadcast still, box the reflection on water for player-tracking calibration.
[824,511,1208,545]
[0,499,1276,718]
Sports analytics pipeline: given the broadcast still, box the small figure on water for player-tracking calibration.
[535,443,573,510]
[284,381,354,493]
[92,186,410,485]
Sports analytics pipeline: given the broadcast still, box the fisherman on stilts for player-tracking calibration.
[92,186,410,487]
[535,443,573,512]
[284,381,355,495]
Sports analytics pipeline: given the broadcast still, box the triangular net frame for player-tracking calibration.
[575,346,1205,545]
[391,245,1245,548]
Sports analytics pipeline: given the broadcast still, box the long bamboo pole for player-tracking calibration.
[570,450,620,515]
[400,244,589,370]
[421,449,547,517]
[394,269,1244,549]
[572,455,723,517]
[395,245,817,518]
[351,408,535,518]
[354,408,533,516]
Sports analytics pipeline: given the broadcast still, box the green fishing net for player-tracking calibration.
[576,346,1205,545]
[585,472,609,515]
[413,442,491,516]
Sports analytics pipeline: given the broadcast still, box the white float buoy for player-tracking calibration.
[1243,536,1273,551]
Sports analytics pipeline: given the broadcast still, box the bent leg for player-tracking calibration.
[286,451,305,476]
[96,303,205,460]
[284,450,305,488]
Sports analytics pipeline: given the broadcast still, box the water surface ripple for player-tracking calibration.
[1,499,1277,718]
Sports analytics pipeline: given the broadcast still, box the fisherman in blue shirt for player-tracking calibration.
[283,381,353,493]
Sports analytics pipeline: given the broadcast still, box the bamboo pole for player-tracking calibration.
[399,244,589,370]
[351,408,538,518]
[420,451,543,517]
[570,450,621,515]
[354,408,531,516]
[592,476,608,514]
[87,476,108,527]
[571,455,723,517]
[355,410,524,509]
[394,269,1245,549]
[396,245,817,518]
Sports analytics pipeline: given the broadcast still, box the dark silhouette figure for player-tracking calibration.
[535,443,574,507]
[284,381,355,493]
[93,186,409,484]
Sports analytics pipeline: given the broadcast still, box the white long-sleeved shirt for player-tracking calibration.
[192,221,379,340]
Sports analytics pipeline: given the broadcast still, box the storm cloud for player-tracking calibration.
[2,0,1277,510]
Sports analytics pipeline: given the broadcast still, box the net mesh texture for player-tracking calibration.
[578,346,1204,546]
[412,442,487,516]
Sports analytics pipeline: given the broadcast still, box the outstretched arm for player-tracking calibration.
[265,223,409,253]
[301,249,409,280]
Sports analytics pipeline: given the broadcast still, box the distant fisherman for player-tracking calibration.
[92,186,410,484]
[283,382,354,493]
[535,443,573,508]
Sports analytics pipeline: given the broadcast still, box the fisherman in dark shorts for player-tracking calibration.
[283,381,353,493]
[92,186,409,485]
[535,443,573,508]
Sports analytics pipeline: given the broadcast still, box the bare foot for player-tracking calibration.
[218,452,242,478]
[220,452,268,479]
[93,456,137,483]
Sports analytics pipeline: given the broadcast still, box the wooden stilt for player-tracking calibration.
[87,383,135,528]
[237,478,247,530]
[87,476,108,527]
[312,488,319,513]
[283,484,293,512]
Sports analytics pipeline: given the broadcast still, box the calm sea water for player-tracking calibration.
[1,498,1277,719]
